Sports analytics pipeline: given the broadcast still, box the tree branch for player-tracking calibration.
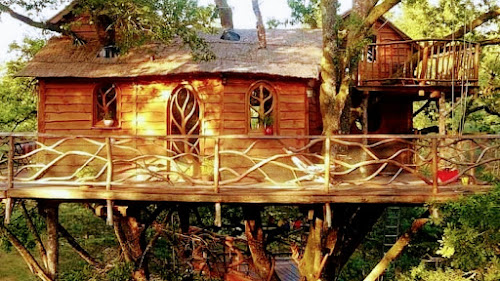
[467,105,500,118]
[479,37,500,46]
[444,7,500,40]
[364,0,401,27]
[0,3,84,42]
[57,223,102,268]
[214,0,233,30]
[21,201,48,270]
[363,211,430,281]
[252,0,267,49]
[412,99,432,117]
[0,224,53,281]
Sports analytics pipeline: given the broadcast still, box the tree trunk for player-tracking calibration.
[252,0,267,49]
[214,0,233,30]
[42,202,59,281]
[319,0,339,135]
[243,206,280,281]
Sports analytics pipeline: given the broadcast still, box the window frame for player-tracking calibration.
[246,80,278,135]
[92,82,121,129]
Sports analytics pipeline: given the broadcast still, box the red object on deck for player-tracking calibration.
[437,169,459,183]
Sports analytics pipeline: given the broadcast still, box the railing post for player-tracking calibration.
[105,137,114,226]
[213,136,220,193]
[473,43,480,85]
[4,135,15,224]
[431,138,439,194]
[324,136,331,192]
[6,135,14,190]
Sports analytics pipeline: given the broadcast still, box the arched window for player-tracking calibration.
[248,82,276,132]
[93,83,119,127]
[168,85,201,155]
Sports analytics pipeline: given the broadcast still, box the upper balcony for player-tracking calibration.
[0,133,497,204]
[357,39,480,92]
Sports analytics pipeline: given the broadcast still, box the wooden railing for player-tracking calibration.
[0,133,499,196]
[358,39,480,87]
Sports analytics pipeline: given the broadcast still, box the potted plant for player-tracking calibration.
[262,116,274,135]
[103,111,115,127]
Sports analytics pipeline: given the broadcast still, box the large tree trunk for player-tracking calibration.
[243,206,280,281]
[319,0,340,135]
[295,205,384,280]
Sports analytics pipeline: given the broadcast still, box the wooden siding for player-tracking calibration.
[39,77,309,181]
[358,21,412,86]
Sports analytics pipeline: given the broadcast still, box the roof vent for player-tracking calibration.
[220,29,240,41]
[98,45,120,58]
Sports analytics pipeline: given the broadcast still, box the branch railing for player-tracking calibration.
[358,39,480,86]
[0,133,499,195]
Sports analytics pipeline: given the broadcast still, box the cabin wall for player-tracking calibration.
[38,76,311,181]
[68,15,99,42]
[358,21,412,85]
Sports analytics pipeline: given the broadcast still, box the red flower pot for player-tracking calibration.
[264,126,273,135]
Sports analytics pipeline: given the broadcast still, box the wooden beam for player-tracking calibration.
[5,185,491,204]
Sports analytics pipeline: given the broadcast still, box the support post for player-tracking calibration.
[324,136,331,192]
[215,202,222,227]
[43,202,59,280]
[325,203,332,228]
[105,137,114,226]
[438,93,446,135]
[5,136,14,224]
[214,137,220,193]
[431,138,439,194]
[473,44,480,83]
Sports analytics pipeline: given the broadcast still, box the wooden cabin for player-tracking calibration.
[1,5,494,205]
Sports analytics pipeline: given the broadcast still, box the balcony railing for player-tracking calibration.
[0,133,498,201]
[358,39,480,87]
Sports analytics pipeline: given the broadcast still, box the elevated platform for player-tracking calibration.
[0,133,498,204]
[357,39,480,96]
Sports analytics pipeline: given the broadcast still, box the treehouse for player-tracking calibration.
[0,5,495,208]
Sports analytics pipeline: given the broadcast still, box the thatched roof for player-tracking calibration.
[17,29,323,80]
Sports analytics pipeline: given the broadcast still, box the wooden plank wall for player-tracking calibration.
[39,76,311,183]
[359,21,412,85]
[69,15,98,42]
[39,78,224,178]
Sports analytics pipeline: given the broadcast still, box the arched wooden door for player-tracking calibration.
[168,86,201,177]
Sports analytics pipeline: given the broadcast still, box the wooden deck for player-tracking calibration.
[1,133,498,204]
[358,39,480,89]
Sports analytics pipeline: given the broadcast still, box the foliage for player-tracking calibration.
[0,201,45,252]
[0,37,45,132]
[287,0,321,28]
[396,186,500,281]
[393,0,497,40]
[1,0,219,61]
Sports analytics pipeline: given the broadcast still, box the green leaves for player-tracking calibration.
[75,0,217,60]
[0,37,44,132]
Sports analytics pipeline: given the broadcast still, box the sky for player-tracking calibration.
[0,0,352,64]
